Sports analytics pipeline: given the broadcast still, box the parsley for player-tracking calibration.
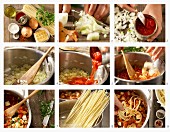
[40,100,54,117]
[36,6,54,26]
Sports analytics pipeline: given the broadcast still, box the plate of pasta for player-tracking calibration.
[155,89,165,108]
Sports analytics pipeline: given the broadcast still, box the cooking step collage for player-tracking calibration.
[1,0,169,131]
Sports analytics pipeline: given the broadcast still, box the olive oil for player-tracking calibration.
[4,6,16,18]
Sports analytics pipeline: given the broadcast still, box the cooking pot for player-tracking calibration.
[115,89,153,128]
[115,52,165,85]
[4,47,54,85]
[59,51,109,85]
[59,100,103,128]
[5,90,31,128]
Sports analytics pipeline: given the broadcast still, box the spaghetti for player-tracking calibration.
[63,89,110,128]
[115,90,147,128]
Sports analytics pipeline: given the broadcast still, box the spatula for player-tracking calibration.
[137,11,145,25]
[4,90,39,118]
[13,46,54,85]
[121,50,136,80]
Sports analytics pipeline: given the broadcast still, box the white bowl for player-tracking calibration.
[155,89,165,108]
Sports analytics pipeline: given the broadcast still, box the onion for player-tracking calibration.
[29,17,39,30]
[21,27,33,38]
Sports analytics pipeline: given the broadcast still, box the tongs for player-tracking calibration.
[71,9,109,28]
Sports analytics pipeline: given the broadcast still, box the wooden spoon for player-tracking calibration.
[121,50,136,80]
[4,90,39,118]
[13,46,54,85]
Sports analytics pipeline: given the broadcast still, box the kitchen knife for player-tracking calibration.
[42,100,54,128]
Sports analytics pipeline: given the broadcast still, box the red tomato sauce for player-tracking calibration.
[116,66,142,80]
[67,51,102,85]
[136,14,156,36]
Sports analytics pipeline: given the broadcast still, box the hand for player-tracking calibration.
[114,94,124,111]
[59,4,71,13]
[116,47,124,52]
[146,47,165,61]
[84,4,109,20]
[117,4,138,12]
[142,4,162,42]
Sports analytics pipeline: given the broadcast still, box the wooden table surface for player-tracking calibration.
[28,90,55,128]
[4,4,54,42]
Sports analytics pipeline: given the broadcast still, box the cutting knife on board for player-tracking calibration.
[70,9,109,28]
[42,100,54,128]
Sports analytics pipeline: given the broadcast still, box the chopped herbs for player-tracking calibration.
[40,100,54,117]
[36,6,54,26]
[50,124,55,128]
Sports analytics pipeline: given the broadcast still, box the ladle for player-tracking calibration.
[13,46,54,85]
[121,50,136,80]
[4,90,39,118]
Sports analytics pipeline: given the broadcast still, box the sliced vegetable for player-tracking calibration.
[87,32,99,41]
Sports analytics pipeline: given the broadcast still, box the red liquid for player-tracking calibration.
[117,66,142,80]
[15,12,26,21]
[67,51,102,85]
[136,14,156,36]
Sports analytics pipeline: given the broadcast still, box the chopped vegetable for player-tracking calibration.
[59,13,68,26]
[36,6,54,26]
[40,101,54,117]
[87,32,99,41]
[75,11,109,41]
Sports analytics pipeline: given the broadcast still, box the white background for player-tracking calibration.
[0,0,169,132]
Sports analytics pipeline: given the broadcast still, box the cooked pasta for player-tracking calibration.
[115,90,147,128]
[63,89,110,128]
[157,89,165,106]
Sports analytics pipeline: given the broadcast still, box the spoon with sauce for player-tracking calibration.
[121,50,136,80]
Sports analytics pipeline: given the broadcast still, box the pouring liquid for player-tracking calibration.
[67,50,102,85]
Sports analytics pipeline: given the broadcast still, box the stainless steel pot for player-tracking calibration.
[59,100,103,128]
[5,90,31,128]
[4,47,54,85]
[59,51,109,85]
[115,52,165,85]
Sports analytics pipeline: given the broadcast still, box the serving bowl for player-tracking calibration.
[59,51,109,85]
[115,52,165,85]
[4,47,54,85]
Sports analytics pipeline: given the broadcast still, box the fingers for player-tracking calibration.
[84,4,109,20]
[117,4,137,12]
[116,47,124,52]
[94,4,109,20]
[114,94,124,111]
[146,47,165,61]
[59,4,71,13]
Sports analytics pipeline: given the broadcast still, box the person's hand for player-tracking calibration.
[117,4,138,12]
[142,4,162,42]
[84,4,109,20]
[116,47,124,52]
[146,47,165,61]
[59,4,71,13]
[114,94,124,111]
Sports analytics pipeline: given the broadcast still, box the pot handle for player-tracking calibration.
[147,89,153,109]
[114,79,120,85]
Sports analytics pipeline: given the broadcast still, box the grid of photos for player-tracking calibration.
[1,1,168,131]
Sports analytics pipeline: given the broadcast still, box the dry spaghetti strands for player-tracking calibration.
[64,89,109,128]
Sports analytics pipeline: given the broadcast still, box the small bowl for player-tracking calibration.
[134,14,157,41]
[156,109,165,119]
[154,119,163,128]
[8,23,20,34]
[34,27,50,42]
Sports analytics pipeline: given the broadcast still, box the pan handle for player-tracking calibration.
[147,89,153,109]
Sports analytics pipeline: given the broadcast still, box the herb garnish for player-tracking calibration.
[36,6,54,26]
[40,100,54,117]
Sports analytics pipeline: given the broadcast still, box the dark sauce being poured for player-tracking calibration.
[136,14,156,36]
[67,49,102,85]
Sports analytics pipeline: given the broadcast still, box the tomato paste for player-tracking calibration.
[67,50,102,85]
[136,14,156,36]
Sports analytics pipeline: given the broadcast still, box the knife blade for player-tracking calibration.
[137,12,145,25]
[71,9,109,28]
[42,100,54,128]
